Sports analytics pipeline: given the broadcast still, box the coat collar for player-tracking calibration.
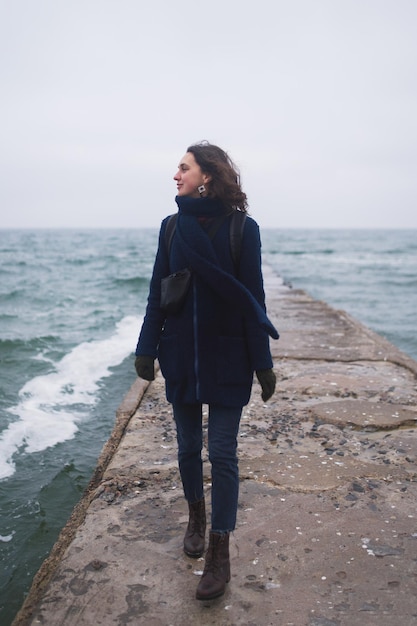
[175,195,227,218]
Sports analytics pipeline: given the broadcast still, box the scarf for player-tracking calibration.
[175,196,279,340]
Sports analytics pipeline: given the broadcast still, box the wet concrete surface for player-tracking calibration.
[13,267,417,625]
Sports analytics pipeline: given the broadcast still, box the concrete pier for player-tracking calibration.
[13,267,417,626]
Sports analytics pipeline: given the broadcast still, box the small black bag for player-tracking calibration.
[160,268,192,315]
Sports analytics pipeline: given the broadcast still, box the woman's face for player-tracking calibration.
[174,152,210,197]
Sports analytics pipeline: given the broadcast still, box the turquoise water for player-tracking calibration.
[1,228,416,624]
[263,229,417,359]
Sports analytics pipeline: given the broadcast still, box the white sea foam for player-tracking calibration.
[0,315,142,480]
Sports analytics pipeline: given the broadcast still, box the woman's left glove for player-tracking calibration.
[256,369,276,402]
[135,355,155,381]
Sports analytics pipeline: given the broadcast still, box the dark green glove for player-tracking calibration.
[135,355,155,381]
[256,369,276,402]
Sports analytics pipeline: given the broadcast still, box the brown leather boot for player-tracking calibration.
[183,498,206,558]
[196,532,230,600]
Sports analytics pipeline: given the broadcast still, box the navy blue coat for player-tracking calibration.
[136,211,275,407]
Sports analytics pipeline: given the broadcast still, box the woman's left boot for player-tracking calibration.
[184,498,206,558]
[196,531,230,600]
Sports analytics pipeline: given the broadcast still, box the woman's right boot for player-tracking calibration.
[183,498,206,558]
[196,531,231,600]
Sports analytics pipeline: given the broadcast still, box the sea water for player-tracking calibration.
[263,228,417,359]
[0,227,416,624]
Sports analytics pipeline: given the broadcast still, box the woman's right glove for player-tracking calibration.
[135,355,155,381]
[256,369,276,402]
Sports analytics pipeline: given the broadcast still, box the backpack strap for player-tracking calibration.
[229,210,247,274]
[164,214,178,257]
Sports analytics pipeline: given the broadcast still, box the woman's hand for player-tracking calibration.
[135,355,155,381]
[255,369,276,402]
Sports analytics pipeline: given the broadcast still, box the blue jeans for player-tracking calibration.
[173,403,242,533]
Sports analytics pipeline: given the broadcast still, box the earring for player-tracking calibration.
[198,184,206,196]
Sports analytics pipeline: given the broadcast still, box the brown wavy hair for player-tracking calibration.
[187,141,248,213]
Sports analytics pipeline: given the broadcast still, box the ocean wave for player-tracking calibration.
[0,313,16,321]
[112,276,150,289]
[0,336,61,358]
[281,248,335,256]
[0,315,142,481]
[0,289,26,302]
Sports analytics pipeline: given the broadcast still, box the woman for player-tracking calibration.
[135,141,278,600]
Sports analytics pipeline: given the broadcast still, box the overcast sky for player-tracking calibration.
[1,0,416,229]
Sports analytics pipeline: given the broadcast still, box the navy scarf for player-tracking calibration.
[175,196,279,340]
